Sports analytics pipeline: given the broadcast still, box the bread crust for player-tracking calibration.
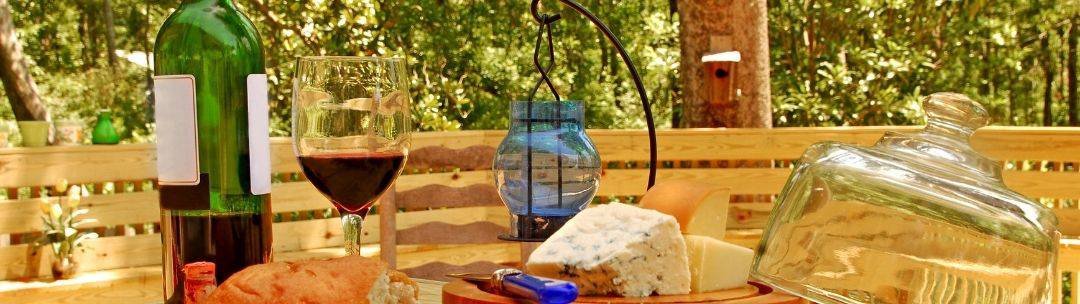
[206,255,418,304]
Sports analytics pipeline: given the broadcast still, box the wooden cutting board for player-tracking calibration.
[442,279,807,304]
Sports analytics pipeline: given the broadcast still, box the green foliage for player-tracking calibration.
[34,65,155,141]
[769,0,1078,127]
[245,0,678,133]
[2,0,1076,142]
[2,0,161,142]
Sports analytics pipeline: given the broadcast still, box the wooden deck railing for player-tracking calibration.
[1,127,1080,302]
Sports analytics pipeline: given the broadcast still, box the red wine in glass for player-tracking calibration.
[298,152,407,215]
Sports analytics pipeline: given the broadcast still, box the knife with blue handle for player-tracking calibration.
[448,269,579,304]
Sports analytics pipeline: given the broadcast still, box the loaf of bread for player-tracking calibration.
[206,255,418,304]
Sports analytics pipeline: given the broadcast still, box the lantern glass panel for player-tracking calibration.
[493,100,601,239]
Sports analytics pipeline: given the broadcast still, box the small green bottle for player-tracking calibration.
[90,110,120,145]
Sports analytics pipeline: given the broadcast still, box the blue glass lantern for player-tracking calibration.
[494,0,659,241]
[493,100,601,240]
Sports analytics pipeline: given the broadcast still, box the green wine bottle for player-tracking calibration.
[153,0,272,302]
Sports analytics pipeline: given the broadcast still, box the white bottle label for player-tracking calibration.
[153,75,201,186]
[247,74,271,195]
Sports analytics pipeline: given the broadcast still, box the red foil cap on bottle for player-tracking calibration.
[183,261,217,303]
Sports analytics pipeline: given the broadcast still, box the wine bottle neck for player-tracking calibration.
[181,0,236,8]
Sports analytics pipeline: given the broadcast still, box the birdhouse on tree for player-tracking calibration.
[702,51,740,112]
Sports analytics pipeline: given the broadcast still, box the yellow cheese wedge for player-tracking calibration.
[684,234,754,293]
[639,181,730,240]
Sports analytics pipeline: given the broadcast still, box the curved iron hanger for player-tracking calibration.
[528,0,659,189]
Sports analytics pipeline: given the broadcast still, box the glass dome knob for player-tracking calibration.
[924,92,990,139]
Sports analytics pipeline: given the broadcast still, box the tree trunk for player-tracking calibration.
[1068,19,1078,126]
[86,2,100,68]
[103,0,117,68]
[677,0,772,128]
[77,1,92,70]
[0,0,48,121]
[1043,36,1054,126]
[144,0,154,106]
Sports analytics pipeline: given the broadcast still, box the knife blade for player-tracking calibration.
[448,269,578,304]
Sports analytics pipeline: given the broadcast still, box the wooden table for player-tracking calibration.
[0,271,446,304]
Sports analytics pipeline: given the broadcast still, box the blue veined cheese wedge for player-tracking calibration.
[526,203,692,297]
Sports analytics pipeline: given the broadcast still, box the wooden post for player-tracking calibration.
[1054,270,1063,304]
[1071,272,1078,304]
[379,183,398,268]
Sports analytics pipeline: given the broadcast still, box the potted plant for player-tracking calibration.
[35,180,98,280]
[17,120,51,147]
[53,117,86,146]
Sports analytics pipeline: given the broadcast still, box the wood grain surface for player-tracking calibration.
[7,127,1080,188]
[442,279,807,304]
[0,206,505,280]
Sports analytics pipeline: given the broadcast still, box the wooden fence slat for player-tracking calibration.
[0,182,334,235]
[380,187,398,268]
[587,127,1080,162]
[1071,272,1078,304]
[392,168,783,198]
[396,222,507,245]
[1055,270,1064,304]
[401,261,507,281]
[598,168,791,196]
[396,171,492,192]
[268,132,506,174]
[6,127,1080,288]
[270,182,331,213]
[7,127,1080,189]
[0,144,157,189]
[0,234,161,281]
[397,184,502,210]
[1,166,1077,234]
[393,243,519,271]
[406,146,496,171]
[267,206,509,261]
[599,167,1080,199]
[0,206,505,280]
[1002,171,1080,198]
[0,192,158,236]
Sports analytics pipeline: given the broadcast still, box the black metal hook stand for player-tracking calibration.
[498,0,660,243]
[528,0,659,189]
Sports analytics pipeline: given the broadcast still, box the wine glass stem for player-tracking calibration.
[341,213,364,256]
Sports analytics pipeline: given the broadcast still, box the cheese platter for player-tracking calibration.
[438,180,802,304]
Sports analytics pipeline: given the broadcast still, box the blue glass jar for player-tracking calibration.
[493,100,601,240]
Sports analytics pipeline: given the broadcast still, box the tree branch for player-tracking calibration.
[0,0,48,121]
[244,0,319,54]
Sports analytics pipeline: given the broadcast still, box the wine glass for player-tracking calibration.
[292,56,412,255]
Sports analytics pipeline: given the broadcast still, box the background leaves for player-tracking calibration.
[0,0,1075,142]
